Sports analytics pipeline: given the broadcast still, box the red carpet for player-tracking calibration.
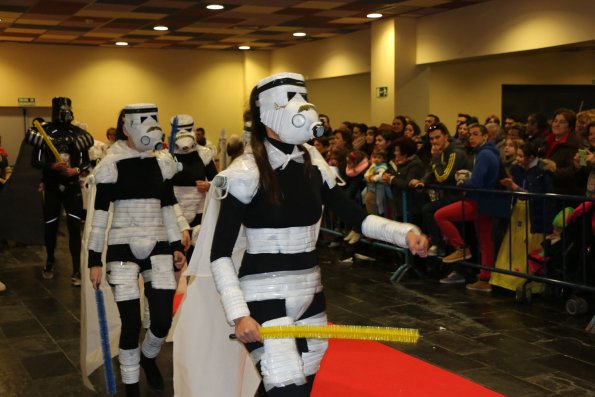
[313,339,503,397]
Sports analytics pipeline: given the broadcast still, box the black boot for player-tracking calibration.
[125,383,140,397]
[141,353,164,390]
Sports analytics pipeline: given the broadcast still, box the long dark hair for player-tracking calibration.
[249,85,313,204]
[115,109,127,141]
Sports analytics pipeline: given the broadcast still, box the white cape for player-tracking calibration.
[173,182,261,396]
[80,173,121,391]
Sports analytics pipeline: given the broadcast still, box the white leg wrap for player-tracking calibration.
[162,205,182,243]
[88,209,109,253]
[211,257,249,324]
[119,347,140,384]
[107,261,140,302]
[142,329,165,359]
[150,255,176,290]
[260,316,306,391]
[295,312,328,377]
[361,215,421,249]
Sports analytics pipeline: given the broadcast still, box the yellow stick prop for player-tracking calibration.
[232,325,420,344]
[33,120,62,161]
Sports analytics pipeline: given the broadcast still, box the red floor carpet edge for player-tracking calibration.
[312,339,503,397]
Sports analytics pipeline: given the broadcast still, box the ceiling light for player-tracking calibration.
[206,4,224,10]
[115,41,128,46]
[367,13,383,19]
[238,45,251,50]
[293,32,306,37]
[153,25,168,31]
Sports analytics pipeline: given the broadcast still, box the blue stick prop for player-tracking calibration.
[96,289,117,395]
[169,116,178,155]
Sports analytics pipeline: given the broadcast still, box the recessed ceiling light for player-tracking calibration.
[238,45,251,50]
[367,13,383,19]
[153,25,168,31]
[206,4,224,10]
[115,41,128,46]
[293,32,306,37]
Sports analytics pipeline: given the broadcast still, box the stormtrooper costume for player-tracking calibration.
[170,114,217,248]
[86,104,185,396]
[26,97,94,281]
[174,73,422,397]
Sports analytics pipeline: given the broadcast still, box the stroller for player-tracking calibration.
[529,202,595,315]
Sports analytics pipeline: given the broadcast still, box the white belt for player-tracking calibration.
[111,198,163,228]
[240,267,322,302]
[245,222,319,254]
[108,226,167,245]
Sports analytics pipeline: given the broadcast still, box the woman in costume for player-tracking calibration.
[174,73,428,396]
[87,104,187,396]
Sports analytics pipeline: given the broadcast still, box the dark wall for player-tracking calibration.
[502,84,595,120]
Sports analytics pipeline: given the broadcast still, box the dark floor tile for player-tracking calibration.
[0,319,45,338]
[32,373,97,397]
[532,354,595,384]
[460,366,550,396]
[21,352,76,380]
[524,371,595,397]
[8,334,61,359]
[0,304,34,324]
[0,368,37,397]
[44,320,80,341]
[474,333,553,359]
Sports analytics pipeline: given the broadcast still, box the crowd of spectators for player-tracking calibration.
[313,108,595,292]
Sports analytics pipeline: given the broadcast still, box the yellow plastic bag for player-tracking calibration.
[490,200,544,293]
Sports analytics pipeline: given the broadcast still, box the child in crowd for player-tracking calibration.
[364,149,390,216]
[343,149,369,244]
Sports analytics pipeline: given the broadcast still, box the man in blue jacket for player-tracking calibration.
[434,123,507,292]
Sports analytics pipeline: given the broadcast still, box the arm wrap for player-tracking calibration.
[173,203,190,232]
[210,257,249,325]
[361,215,421,249]
[88,209,109,254]
[162,205,183,243]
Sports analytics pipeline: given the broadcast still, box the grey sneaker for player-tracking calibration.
[440,271,465,284]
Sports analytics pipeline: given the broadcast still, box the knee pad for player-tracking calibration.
[119,347,140,384]
[107,261,140,302]
[150,255,176,290]
[142,329,165,359]
[260,316,306,391]
[295,312,328,377]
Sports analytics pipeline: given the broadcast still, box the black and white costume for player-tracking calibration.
[26,97,94,280]
[174,73,425,396]
[170,114,217,248]
[85,104,185,396]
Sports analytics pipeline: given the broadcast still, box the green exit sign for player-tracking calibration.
[376,86,388,98]
[18,97,36,106]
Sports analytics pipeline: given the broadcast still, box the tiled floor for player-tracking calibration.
[0,231,594,397]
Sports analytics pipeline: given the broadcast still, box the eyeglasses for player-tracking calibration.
[427,124,441,132]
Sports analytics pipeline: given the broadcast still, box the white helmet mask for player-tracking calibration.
[170,114,197,154]
[122,104,164,152]
[256,72,324,145]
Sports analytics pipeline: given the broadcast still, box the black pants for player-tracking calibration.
[43,183,82,272]
[116,283,175,350]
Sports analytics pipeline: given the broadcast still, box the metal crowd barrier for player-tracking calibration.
[320,185,594,314]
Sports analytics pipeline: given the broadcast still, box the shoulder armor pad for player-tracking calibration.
[304,144,338,189]
[217,153,259,204]
[197,145,214,165]
[93,160,118,184]
[155,151,178,180]
[25,128,45,148]
[74,128,94,151]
